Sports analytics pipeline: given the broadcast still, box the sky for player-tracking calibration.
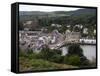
[19,5,81,12]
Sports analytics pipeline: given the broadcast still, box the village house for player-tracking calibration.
[65,30,80,43]
[23,19,39,30]
[51,24,62,28]
[19,29,81,52]
[83,28,88,34]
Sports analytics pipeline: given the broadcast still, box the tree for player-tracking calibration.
[50,55,64,63]
[39,46,62,63]
[67,44,83,57]
[64,44,89,66]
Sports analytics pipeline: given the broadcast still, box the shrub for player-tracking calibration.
[53,49,62,55]
[80,56,90,67]
[50,55,64,63]
[39,47,53,60]
[39,47,62,61]
[27,49,33,54]
[19,49,41,59]
[64,55,81,66]
[27,53,40,59]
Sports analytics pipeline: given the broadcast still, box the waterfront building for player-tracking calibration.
[65,30,80,43]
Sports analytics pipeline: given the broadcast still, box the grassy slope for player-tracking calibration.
[19,57,77,72]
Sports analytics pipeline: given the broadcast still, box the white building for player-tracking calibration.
[83,28,88,34]
[65,31,80,43]
[80,39,96,44]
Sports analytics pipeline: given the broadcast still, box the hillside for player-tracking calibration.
[19,57,77,72]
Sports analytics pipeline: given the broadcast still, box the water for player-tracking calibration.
[61,45,96,61]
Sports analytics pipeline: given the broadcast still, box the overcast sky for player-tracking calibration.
[19,5,81,12]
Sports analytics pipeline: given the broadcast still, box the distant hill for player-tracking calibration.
[19,8,96,21]
[19,11,48,16]
[70,8,96,16]
[19,8,96,16]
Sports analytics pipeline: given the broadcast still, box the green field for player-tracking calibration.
[19,57,77,72]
